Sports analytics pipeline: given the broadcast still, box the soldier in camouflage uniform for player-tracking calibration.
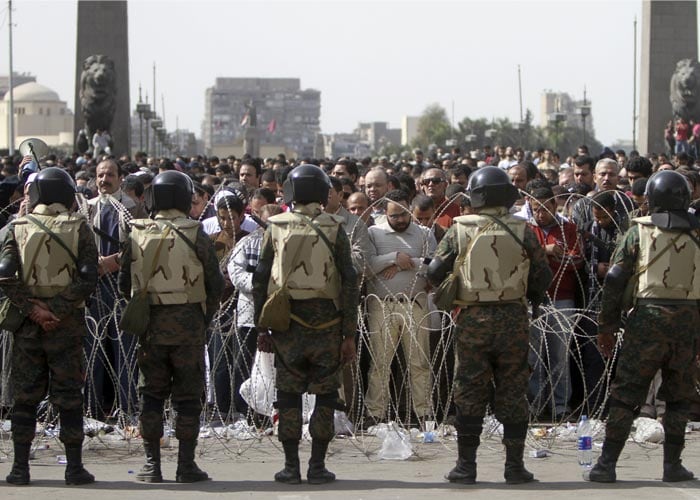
[118,171,224,483]
[0,168,98,485]
[254,164,359,485]
[427,167,552,485]
[586,170,699,483]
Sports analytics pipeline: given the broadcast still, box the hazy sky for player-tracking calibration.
[2,0,698,148]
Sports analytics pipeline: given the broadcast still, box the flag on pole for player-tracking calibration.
[267,119,276,133]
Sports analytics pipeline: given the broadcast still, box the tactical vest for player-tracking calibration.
[13,213,83,298]
[635,217,700,300]
[267,211,342,304]
[452,213,530,304]
[129,216,206,306]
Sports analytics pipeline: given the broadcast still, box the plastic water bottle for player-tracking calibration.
[577,415,592,467]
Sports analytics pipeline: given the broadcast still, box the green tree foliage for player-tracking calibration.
[418,106,603,158]
[413,104,453,149]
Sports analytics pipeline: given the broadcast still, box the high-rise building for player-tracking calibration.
[540,91,594,135]
[402,116,420,146]
[203,78,320,158]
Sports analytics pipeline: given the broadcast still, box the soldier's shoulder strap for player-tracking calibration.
[24,214,79,265]
[294,213,335,260]
[481,213,532,260]
[159,219,198,254]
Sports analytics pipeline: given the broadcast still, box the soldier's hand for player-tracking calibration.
[257,331,273,353]
[41,319,60,332]
[340,337,356,364]
[597,331,616,359]
[28,302,60,327]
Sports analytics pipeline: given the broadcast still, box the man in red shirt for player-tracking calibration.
[420,168,461,227]
[526,181,583,421]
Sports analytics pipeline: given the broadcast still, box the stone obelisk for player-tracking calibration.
[74,1,130,156]
[639,0,697,155]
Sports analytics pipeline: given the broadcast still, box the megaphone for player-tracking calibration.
[18,137,49,162]
[17,138,48,179]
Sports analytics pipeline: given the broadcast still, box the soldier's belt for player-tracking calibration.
[454,299,526,307]
[289,313,341,330]
[635,298,699,306]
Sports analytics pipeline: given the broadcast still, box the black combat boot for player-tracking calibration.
[662,437,695,482]
[274,440,301,484]
[503,440,535,484]
[446,435,478,484]
[64,445,95,485]
[307,440,335,484]
[5,442,31,485]
[136,440,163,483]
[175,440,209,483]
[584,439,625,483]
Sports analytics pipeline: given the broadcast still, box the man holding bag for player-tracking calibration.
[118,171,223,483]
[254,164,359,485]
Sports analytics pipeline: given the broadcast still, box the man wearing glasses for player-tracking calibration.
[420,168,461,228]
[364,190,436,428]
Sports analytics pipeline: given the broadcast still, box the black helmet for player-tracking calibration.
[28,167,76,210]
[282,164,331,205]
[150,170,194,213]
[646,170,690,213]
[467,166,518,209]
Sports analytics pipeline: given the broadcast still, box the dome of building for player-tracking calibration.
[4,81,60,102]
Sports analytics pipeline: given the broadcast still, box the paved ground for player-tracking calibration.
[2,428,700,499]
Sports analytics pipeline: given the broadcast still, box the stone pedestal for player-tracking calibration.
[74,1,130,156]
[639,0,697,155]
[244,127,261,158]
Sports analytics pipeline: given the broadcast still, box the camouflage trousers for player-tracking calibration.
[273,322,343,442]
[452,302,530,423]
[605,304,700,443]
[137,343,205,442]
[11,328,86,445]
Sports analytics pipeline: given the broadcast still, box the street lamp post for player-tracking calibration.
[150,118,162,158]
[136,88,151,153]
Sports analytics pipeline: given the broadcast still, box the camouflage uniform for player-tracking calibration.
[430,206,551,484]
[118,210,224,444]
[433,207,551,423]
[253,203,359,443]
[0,206,97,447]
[597,222,700,455]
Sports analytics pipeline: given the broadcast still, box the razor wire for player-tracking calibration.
[0,186,691,461]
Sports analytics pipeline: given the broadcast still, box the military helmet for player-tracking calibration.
[282,164,331,205]
[150,170,194,214]
[28,167,76,210]
[645,170,690,213]
[467,166,519,209]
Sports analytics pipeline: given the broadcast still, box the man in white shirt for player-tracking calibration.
[364,189,437,427]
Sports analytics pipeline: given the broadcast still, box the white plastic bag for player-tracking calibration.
[378,422,413,460]
[633,417,665,443]
[239,351,277,416]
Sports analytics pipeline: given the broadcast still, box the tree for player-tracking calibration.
[412,103,453,149]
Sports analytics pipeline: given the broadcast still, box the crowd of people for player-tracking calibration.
[0,139,699,485]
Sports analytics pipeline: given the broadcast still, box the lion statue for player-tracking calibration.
[79,54,117,140]
[670,58,700,122]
